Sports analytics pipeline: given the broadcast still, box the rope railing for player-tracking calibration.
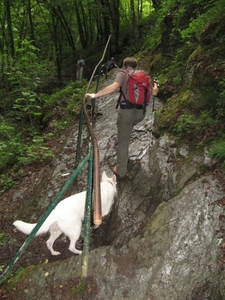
[80,34,111,227]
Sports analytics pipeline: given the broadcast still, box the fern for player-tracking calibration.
[209,140,225,167]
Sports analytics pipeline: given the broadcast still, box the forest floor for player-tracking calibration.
[0,124,98,299]
[1,122,225,299]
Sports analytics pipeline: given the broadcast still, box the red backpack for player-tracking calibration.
[121,70,151,106]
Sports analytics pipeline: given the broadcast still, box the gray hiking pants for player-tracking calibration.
[76,67,83,81]
[116,108,145,177]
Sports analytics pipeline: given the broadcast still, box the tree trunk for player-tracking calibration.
[101,0,111,43]
[4,0,15,58]
[51,12,62,82]
[74,0,88,48]
[152,0,161,9]
[54,5,76,56]
[27,0,35,43]
[110,0,120,52]
[130,0,136,38]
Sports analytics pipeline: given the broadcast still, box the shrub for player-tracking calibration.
[209,140,225,168]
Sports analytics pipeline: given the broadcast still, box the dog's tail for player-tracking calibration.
[13,220,49,236]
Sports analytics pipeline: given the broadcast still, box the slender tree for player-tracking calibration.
[152,0,161,9]
[4,0,15,58]
[130,0,136,38]
[110,0,120,52]
[74,0,88,48]
[53,5,76,55]
[51,10,63,82]
[27,0,35,43]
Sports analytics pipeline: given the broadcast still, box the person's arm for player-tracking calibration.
[85,81,121,98]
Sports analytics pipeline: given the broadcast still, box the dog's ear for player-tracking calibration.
[112,174,117,184]
[101,171,108,181]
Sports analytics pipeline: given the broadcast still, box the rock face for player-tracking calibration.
[5,72,225,299]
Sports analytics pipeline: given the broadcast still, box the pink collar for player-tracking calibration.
[107,180,113,186]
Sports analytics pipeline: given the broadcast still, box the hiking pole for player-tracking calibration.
[152,95,155,113]
[91,65,103,119]
[90,72,100,120]
[85,35,111,95]
[89,36,111,121]
[90,97,96,120]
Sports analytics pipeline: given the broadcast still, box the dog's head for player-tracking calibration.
[101,170,117,186]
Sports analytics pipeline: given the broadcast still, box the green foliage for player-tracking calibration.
[12,90,43,129]
[150,0,225,149]
[173,113,195,135]
[0,0,224,192]
[43,80,86,127]
[44,81,84,108]
[17,136,54,167]
[0,77,85,191]
[217,79,225,120]
[6,266,35,290]
[0,176,14,192]
[0,122,55,191]
[155,85,222,144]
[70,280,86,296]
[0,122,53,171]
[0,122,23,171]
[180,0,225,42]
[4,40,55,129]
[173,110,215,137]
[0,232,4,246]
[155,90,194,129]
[209,139,225,167]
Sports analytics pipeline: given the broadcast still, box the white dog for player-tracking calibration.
[13,171,117,256]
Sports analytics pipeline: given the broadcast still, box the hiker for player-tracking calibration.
[100,57,118,75]
[85,57,159,180]
[76,56,85,81]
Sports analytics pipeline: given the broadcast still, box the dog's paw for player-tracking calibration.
[69,247,82,255]
[51,251,61,256]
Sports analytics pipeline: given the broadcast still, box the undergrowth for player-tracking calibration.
[0,80,86,192]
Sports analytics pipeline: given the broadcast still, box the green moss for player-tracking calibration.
[6,265,35,291]
[69,279,86,296]
[155,88,195,132]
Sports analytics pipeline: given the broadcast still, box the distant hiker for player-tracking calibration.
[76,56,85,81]
[85,57,159,180]
[100,57,118,75]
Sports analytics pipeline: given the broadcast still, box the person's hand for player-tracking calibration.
[153,78,159,87]
[152,79,159,96]
[85,93,95,98]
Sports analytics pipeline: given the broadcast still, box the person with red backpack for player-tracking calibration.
[85,57,159,180]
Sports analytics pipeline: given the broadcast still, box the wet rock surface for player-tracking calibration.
[1,71,225,299]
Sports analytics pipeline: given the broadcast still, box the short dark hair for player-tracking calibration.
[123,57,137,68]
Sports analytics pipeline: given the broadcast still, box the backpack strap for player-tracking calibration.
[116,91,123,109]
[118,69,135,100]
